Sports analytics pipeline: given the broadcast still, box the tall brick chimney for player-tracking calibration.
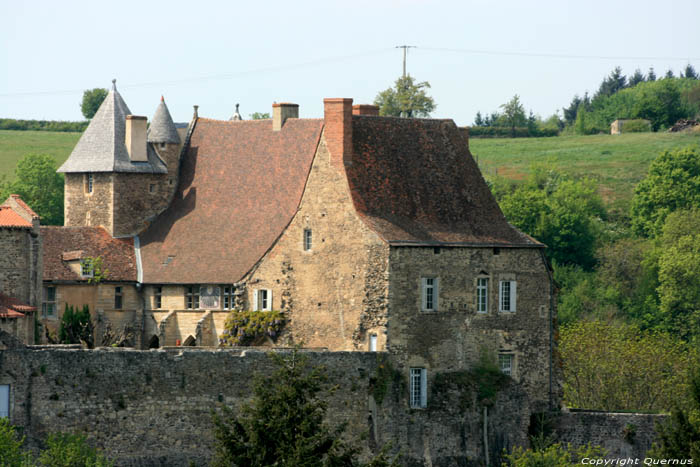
[272,103,299,131]
[125,115,148,162]
[323,98,353,170]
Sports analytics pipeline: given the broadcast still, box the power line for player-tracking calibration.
[395,45,416,77]
[419,46,700,62]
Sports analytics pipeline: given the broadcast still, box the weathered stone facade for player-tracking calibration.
[64,173,114,234]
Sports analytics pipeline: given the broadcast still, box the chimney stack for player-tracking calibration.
[323,98,353,170]
[272,103,299,131]
[352,104,379,116]
[125,115,148,162]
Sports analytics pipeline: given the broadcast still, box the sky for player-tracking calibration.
[1,0,699,127]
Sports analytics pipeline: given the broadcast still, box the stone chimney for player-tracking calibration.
[125,115,148,162]
[352,104,379,116]
[272,103,299,131]
[323,98,353,170]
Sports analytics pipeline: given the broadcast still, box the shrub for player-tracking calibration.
[219,310,286,346]
[0,418,33,466]
[619,119,652,133]
[503,442,606,466]
[58,304,94,347]
[0,119,87,132]
[38,432,113,467]
[468,126,558,138]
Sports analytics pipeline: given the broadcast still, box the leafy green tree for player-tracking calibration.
[250,112,270,120]
[499,95,527,136]
[574,103,586,135]
[560,320,693,412]
[632,79,683,130]
[504,442,606,467]
[374,75,435,118]
[0,153,64,225]
[80,88,108,119]
[38,432,113,467]
[0,418,33,466]
[212,348,398,467]
[59,304,94,347]
[631,146,700,237]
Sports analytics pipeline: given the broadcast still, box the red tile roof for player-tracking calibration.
[0,206,32,228]
[0,293,35,318]
[41,226,137,282]
[348,116,540,247]
[9,194,39,219]
[138,118,324,283]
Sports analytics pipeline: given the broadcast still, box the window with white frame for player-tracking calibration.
[477,277,489,313]
[421,277,438,312]
[222,286,234,310]
[499,280,517,312]
[499,353,514,376]
[253,289,272,311]
[369,333,377,352]
[0,385,8,418]
[80,260,93,279]
[153,286,162,309]
[409,368,427,408]
[186,286,200,309]
[42,286,56,319]
[303,229,312,251]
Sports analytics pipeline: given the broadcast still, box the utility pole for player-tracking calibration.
[395,45,416,77]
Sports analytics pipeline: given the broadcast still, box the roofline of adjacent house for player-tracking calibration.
[42,280,139,285]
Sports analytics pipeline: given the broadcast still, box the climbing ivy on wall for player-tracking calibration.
[219,310,286,346]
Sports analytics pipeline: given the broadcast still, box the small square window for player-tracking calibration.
[80,261,93,279]
[159,142,166,149]
[114,286,123,309]
[149,184,156,193]
[410,368,427,408]
[303,229,312,251]
[186,286,200,309]
[499,354,513,376]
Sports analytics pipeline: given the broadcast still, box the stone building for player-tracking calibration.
[0,195,41,344]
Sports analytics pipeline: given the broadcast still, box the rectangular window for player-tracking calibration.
[410,368,427,408]
[80,261,93,279]
[421,277,438,312]
[0,385,9,418]
[303,229,312,251]
[222,286,234,310]
[186,286,200,309]
[253,289,272,311]
[499,354,513,376]
[154,286,162,309]
[369,333,377,352]
[499,280,517,312]
[114,286,123,309]
[86,173,94,194]
[42,286,56,319]
[149,184,156,193]
[477,277,489,313]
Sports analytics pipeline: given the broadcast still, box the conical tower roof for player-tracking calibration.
[148,96,181,144]
[58,80,166,174]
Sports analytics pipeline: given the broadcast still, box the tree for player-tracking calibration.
[504,442,606,467]
[250,112,270,120]
[0,418,32,466]
[38,432,113,467]
[633,79,683,130]
[59,304,94,347]
[80,88,108,119]
[574,103,586,135]
[683,64,698,80]
[563,95,582,125]
[374,75,435,118]
[499,95,527,136]
[647,67,657,81]
[631,146,700,237]
[665,69,675,79]
[212,349,398,467]
[560,320,693,412]
[595,67,627,100]
[0,153,64,225]
[629,68,645,87]
[474,111,484,126]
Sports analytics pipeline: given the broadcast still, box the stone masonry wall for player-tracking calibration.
[112,173,170,237]
[1,341,537,466]
[64,173,113,234]
[387,246,558,412]
[244,133,390,351]
[0,229,30,303]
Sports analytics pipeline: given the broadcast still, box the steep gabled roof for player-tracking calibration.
[42,226,137,282]
[148,97,181,144]
[58,82,167,174]
[138,118,324,284]
[0,206,32,228]
[348,116,540,247]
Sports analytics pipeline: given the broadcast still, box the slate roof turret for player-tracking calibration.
[148,96,181,144]
[58,80,167,174]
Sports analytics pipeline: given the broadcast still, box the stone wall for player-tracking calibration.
[0,339,536,466]
[554,411,666,460]
[0,229,31,303]
[112,173,171,237]
[243,133,390,351]
[387,246,558,412]
[64,173,113,234]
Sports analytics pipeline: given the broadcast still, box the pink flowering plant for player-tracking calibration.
[219,310,286,346]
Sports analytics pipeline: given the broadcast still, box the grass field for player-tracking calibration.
[0,130,80,181]
[470,132,699,207]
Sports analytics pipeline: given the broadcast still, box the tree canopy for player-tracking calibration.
[0,153,64,225]
[374,75,435,118]
[80,88,108,119]
[499,95,527,136]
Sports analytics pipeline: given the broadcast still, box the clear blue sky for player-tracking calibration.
[1,0,699,126]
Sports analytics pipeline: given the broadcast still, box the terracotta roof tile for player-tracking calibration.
[9,194,39,219]
[0,293,35,318]
[139,118,324,283]
[0,206,32,228]
[41,226,137,282]
[348,116,540,247]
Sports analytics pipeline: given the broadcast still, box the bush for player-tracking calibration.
[219,310,286,346]
[468,126,558,138]
[503,442,606,466]
[618,119,652,133]
[58,304,94,347]
[38,432,113,467]
[0,418,33,466]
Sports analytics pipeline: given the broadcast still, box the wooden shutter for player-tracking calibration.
[252,289,258,311]
[511,281,517,312]
[420,369,428,408]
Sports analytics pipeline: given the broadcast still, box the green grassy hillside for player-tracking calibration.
[0,130,80,181]
[470,132,699,206]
